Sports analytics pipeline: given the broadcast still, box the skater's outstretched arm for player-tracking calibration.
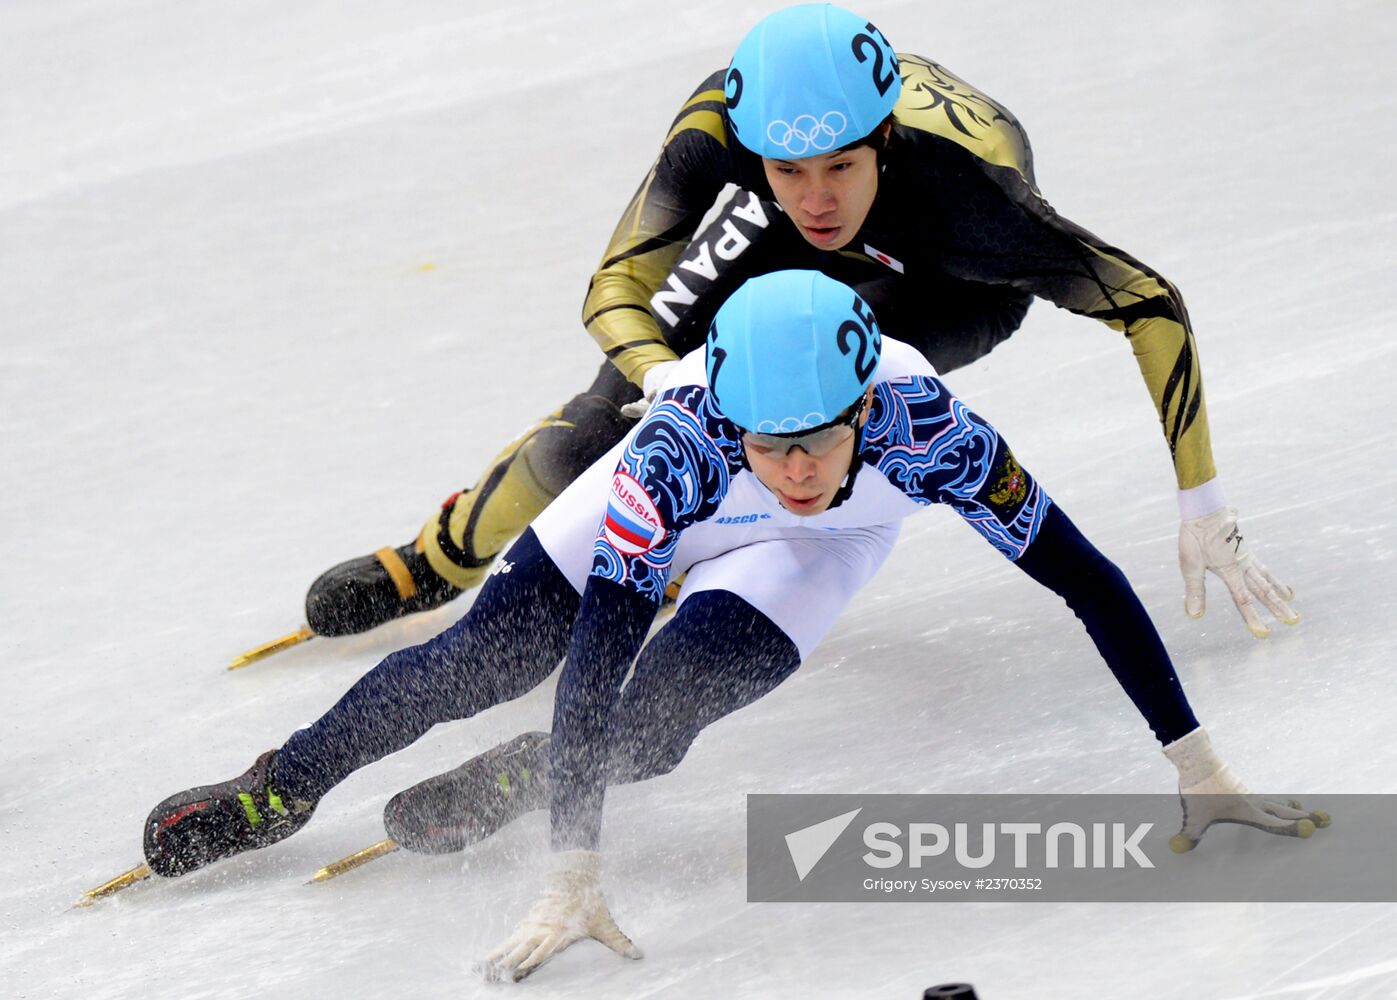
[478,574,657,984]
[1012,504,1199,745]
[869,371,1322,848]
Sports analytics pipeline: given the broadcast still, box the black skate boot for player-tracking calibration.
[305,540,462,637]
[143,751,316,878]
[384,732,551,854]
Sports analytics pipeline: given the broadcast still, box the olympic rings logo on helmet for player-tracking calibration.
[753,412,833,435]
[765,111,848,156]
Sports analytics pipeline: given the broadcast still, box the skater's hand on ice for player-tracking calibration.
[480,850,642,983]
[1178,506,1297,638]
[1170,782,1330,853]
[1163,728,1329,853]
[620,360,679,420]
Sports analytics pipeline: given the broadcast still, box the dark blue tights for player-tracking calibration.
[272,530,801,802]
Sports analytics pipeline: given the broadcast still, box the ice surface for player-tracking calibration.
[3,1,1395,997]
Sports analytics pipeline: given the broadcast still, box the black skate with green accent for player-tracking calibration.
[143,750,316,877]
[383,732,551,855]
[305,540,461,637]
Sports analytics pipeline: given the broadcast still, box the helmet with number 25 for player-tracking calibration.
[725,3,901,160]
[705,269,883,439]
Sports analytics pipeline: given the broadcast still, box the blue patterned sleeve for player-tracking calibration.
[590,385,740,601]
[865,376,1052,559]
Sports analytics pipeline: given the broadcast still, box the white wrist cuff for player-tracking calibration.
[641,360,679,399]
[552,849,602,878]
[1162,726,1226,787]
[1178,478,1227,520]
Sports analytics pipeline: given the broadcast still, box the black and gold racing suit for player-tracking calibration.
[420,55,1213,588]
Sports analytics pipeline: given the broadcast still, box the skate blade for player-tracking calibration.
[228,626,316,670]
[308,838,399,884]
[74,863,154,908]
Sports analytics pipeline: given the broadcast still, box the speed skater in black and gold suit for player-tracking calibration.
[301,11,1297,646]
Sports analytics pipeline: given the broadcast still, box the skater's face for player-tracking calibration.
[744,389,873,516]
[763,139,881,252]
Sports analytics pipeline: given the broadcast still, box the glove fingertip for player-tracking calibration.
[598,925,644,960]
[1248,623,1272,639]
[1168,832,1196,854]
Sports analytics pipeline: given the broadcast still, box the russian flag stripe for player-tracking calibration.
[607,498,656,537]
[605,511,655,548]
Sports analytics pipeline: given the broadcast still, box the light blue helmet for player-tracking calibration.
[725,3,900,159]
[706,270,882,434]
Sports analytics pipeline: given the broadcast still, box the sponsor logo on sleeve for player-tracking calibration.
[715,513,772,525]
[604,472,668,555]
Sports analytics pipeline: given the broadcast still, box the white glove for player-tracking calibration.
[620,360,680,420]
[480,850,642,983]
[1163,727,1329,853]
[1178,506,1298,638]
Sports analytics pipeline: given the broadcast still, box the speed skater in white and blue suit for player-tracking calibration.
[139,270,1326,982]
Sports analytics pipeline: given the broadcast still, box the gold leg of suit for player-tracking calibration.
[419,361,642,591]
[419,413,570,589]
